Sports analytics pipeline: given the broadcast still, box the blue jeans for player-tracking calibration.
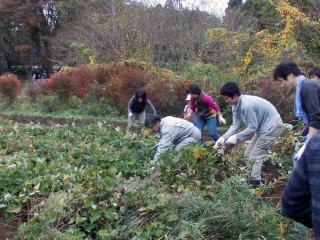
[195,116,220,141]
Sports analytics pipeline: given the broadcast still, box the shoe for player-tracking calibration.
[249,179,261,188]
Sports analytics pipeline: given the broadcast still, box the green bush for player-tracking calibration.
[85,97,119,116]
[182,62,239,94]
[37,95,63,113]
[83,85,104,104]
[67,95,83,109]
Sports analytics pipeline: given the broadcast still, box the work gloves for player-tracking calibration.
[218,115,226,125]
[214,137,226,147]
[128,112,133,118]
[294,138,309,161]
[214,134,238,148]
[226,134,238,145]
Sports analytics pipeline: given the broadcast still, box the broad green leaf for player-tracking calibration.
[0,204,7,208]
[167,213,179,222]
[89,210,101,223]
[6,205,21,213]
[98,228,114,239]
[81,222,96,232]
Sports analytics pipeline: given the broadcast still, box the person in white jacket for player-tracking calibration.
[145,115,201,163]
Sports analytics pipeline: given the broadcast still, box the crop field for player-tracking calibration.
[0,119,312,239]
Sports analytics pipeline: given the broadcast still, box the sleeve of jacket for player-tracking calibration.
[128,97,134,113]
[236,106,258,141]
[223,112,242,140]
[301,84,320,130]
[281,142,314,229]
[146,99,157,115]
[202,94,221,112]
[153,131,173,163]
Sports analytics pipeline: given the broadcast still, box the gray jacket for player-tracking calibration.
[223,95,282,142]
[154,116,201,162]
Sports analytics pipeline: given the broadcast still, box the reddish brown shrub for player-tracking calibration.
[259,76,292,117]
[50,71,73,100]
[92,64,113,85]
[105,67,151,111]
[71,65,92,99]
[0,73,22,103]
[172,78,193,115]
[26,82,42,101]
[26,79,53,101]
[299,61,315,75]
[145,77,174,116]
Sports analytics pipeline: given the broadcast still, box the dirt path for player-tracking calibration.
[0,114,128,128]
[0,217,19,240]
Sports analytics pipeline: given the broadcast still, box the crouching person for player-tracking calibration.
[145,115,201,164]
[281,132,320,239]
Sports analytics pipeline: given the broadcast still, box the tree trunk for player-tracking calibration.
[111,0,120,60]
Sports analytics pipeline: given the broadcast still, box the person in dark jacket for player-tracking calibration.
[127,89,157,133]
[309,67,320,85]
[281,132,320,240]
[273,62,320,160]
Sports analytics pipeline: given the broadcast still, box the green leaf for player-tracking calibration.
[0,204,7,208]
[167,213,179,222]
[132,226,143,235]
[49,213,57,223]
[6,205,21,213]
[119,206,126,213]
[98,228,114,239]
[81,222,96,232]
[154,230,164,238]
[89,210,101,223]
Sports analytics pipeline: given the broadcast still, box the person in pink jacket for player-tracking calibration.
[184,83,226,141]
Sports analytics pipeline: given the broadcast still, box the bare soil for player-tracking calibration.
[0,217,19,240]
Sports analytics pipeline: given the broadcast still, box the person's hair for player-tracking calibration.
[135,89,147,100]
[273,62,302,81]
[309,67,320,79]
[220,82,241,97]
[145,115,161,128]
[185,87,190,94]
[188,83,201,95]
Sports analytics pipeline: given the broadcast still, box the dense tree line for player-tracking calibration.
[0,0,319,80]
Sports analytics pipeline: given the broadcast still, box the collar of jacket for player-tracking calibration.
[233,94,242,113]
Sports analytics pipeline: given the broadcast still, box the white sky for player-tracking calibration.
[142,0,229,16]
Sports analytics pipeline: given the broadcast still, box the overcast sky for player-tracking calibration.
[142,0,229,16]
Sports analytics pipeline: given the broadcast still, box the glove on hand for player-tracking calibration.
[294,144,306,160]
[226,134,238,145]
[218,115,226,125]
[214,137,226,148]
[128,112,133,118]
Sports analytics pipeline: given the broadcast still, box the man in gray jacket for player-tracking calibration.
[145,115,201,163]
[214,82,283,187]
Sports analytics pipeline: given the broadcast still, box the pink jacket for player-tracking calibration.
[189,92,221,119]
